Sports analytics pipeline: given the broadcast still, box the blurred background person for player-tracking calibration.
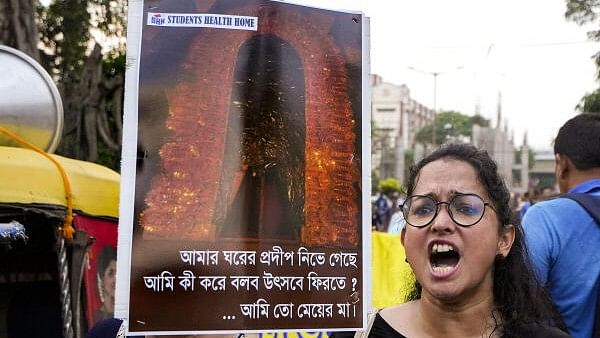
[387,197,406,234]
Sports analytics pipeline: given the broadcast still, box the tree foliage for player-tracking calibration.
[414,111,490,146]
[471,113,491,127]
[576,88,600,113]
[565,0,600,39]
[565,0,600,113]
[377,177,403,195]
[38,0,126,84]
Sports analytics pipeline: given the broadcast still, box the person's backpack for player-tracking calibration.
[561,193,600,224]
[560,193,600,338]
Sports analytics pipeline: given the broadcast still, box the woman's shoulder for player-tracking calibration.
[367,312,407,338]
[374,302,416,337]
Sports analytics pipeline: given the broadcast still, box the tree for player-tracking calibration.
[565,0,600,114]
[565,0,600,40]
[471,113,491,127]
[576,89,600,113]
[414,110,490,146]
[377,177,403,196]
[0,1,39,60]
[41,1,126,169]
[1,1,126,170]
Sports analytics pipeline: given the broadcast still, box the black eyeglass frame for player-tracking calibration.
[401,193,497,228]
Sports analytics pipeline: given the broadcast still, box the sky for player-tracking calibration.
[290,0,600,150]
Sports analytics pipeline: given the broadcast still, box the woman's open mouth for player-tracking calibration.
[429,242,460,276]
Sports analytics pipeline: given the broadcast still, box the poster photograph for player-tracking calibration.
[76,215,119,327]
[117,0,369,335]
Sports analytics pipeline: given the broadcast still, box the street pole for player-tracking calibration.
[432,72,438,146]
[407,66,463,147]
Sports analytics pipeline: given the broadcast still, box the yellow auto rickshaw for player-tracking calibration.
[0,44,120,338]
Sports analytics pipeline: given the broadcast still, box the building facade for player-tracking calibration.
[511,133,531,194]
[371,76,532,194]
[370,74,435,184]
[471,94,516,190]
[529,149,556,190]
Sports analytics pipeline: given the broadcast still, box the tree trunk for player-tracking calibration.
[59,44,103,161]
[0,0,39,61]
[58,43,123,167]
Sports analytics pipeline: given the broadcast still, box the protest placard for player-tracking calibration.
[117,0,368,335]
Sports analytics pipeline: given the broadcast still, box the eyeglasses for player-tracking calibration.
[401,193,496,228]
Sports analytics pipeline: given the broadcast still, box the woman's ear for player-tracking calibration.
[401,228,410,265]
[497,224,515,257]
[401,227,407,246]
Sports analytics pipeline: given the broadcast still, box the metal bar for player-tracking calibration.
[58,236,74,338]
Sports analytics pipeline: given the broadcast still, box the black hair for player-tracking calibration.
[554,113,600,170]
[404,143,565,337]
[98,245,117,275]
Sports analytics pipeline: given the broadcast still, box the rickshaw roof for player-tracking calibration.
[0,146,119,218]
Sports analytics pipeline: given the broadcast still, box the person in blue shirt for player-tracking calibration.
[374,192,392,231]
[519,191,532,219]
[523,113,600,338]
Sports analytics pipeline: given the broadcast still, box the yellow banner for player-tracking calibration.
[371,231,415,309]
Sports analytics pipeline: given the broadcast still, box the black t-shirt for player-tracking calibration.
[330,313,572,338]
[367,313,407,338]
